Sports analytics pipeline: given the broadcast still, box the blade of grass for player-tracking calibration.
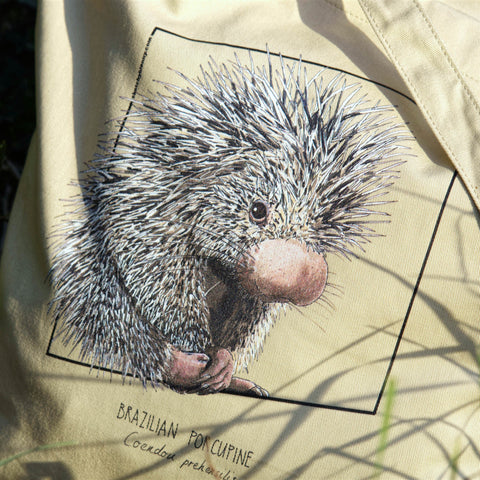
[448,440,462,480]
[0,441,78,468]
[476,346,480,394]
[374,378,396,479]
[447,346,480,479]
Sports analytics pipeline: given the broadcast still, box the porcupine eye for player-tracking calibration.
[249,200,269,226]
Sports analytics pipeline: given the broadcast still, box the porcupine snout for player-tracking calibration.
[237,239,327,306]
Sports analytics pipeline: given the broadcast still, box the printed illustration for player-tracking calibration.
[49,51,406,397]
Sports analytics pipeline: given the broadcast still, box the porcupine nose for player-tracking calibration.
[237,239,327,306]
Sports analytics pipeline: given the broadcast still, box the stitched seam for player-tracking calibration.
[464,72,480,84]
[361,0,479,203]
[321,0,369,25]
[412,0,480,118]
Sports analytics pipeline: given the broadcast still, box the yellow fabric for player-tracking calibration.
[0,1,479,479]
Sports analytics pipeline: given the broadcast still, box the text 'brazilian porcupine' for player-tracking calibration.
[49,52,406,397]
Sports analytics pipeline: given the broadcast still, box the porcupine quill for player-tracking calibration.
[49,50,407,395]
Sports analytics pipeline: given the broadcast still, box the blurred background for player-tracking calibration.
[0,0,36,253]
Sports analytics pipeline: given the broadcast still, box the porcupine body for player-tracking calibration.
[49,52,405,391]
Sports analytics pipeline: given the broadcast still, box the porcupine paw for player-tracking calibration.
[227,377,270,398]
[168,349,210,392]
[196,348,235,395]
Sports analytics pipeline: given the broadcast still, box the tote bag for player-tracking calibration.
[1,1,479,478]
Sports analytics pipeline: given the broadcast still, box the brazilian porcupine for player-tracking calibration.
[50,52,405,396]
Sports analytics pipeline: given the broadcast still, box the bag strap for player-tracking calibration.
[359,0,480,212]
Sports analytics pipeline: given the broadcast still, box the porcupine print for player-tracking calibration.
[49,51,406,397]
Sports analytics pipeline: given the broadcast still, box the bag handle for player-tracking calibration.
[359,0,480,212]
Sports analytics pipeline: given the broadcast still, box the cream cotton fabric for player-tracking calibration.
[0,1,479,479]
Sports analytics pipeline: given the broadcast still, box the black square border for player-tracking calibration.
[46,27,458,415]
